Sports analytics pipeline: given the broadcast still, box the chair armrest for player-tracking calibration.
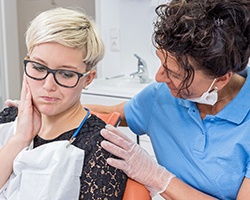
[122,178,151,200]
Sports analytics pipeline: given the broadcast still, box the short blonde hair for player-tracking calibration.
[25,7,104,69]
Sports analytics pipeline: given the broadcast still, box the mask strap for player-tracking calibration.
[207,78,217,92]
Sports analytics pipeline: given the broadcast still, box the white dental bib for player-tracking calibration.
[1,140,84,200]
[0,108,90,200]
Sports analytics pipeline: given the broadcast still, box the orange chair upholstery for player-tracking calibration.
[91,111,121,127]
[122,178,151,200]
[90,111,151,200]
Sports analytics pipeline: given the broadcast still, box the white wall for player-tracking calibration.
[0,0,21,110]
[16,0,95,78]
[96,0,250,80]
[95,0,162,79]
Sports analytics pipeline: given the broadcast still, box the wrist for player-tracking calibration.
[10,135,31,149]
[158,166,175,194]
[146,164,175,197]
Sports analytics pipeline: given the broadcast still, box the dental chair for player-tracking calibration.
[91,111,151,200]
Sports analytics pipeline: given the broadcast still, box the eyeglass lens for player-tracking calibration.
[24,60,82,88]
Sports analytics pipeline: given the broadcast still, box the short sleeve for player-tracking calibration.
[124,82,161,136]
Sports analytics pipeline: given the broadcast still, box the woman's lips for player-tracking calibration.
[41,96,59,102]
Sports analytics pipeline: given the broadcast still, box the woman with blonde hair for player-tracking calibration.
[0,7,127,200]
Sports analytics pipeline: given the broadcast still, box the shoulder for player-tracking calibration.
[139,81,169,95]
[126,81,173,110]
[138,82,172,102]
[73,115,106,150]
[86,114,106,131]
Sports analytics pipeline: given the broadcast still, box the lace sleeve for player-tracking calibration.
[75,116,127,200]
[0,107,18,124]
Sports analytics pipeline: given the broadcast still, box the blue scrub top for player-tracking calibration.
[125,67,250,199]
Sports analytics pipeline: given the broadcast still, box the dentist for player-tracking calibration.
[92,0,250,199]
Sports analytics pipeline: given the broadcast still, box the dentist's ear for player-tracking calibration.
[83,70,96,89]
[214,71,233,90]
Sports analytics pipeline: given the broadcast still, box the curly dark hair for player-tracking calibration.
[153,0,250,90]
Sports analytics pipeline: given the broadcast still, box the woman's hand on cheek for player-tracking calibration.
[15,75,41,146]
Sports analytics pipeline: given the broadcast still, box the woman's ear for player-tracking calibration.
[215,71,233,90]
[83,70,96,89]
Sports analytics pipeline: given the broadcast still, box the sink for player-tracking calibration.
[91,76,152,88]
[86,76,154,98]
[105,76,149,86]
[117,77,152,87]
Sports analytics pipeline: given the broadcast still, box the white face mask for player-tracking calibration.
[187,79,218,106]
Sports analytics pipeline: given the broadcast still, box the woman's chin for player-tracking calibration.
[37,105,57,116]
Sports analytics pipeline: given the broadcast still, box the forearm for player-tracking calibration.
[84,102,128,126]
[161,177,216,200]
[0,136,29,188]
[236,177,250,199]
[0,76,41,188]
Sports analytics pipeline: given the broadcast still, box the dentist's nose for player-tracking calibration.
[155,65,170,83]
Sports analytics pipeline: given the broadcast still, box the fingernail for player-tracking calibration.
[100,129,108,136]
[105,124,111,129]
[100,140,106,147]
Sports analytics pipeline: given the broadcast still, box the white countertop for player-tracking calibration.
[83,77,153,98]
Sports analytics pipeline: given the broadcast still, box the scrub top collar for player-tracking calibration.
[178,67,250,124]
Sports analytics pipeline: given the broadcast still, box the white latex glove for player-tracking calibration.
[100,124,175,197]
[5,99,19,107]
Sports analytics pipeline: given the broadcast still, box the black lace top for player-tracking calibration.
[0,107,127,200]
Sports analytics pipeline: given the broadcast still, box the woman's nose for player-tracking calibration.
[42,73,57,91]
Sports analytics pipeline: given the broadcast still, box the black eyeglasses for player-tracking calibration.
[23,60,90,88]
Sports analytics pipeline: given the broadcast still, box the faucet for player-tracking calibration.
[130,54,150,83]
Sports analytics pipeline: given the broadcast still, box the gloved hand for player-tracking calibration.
[100,124,175,197]
[5,99,19,107]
